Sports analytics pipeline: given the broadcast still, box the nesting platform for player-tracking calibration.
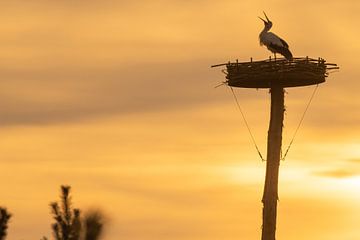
[211,57,339,88]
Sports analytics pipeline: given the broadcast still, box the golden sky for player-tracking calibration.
[0,0,359,239]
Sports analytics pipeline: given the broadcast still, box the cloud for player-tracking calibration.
[0,61,229,126]
[313,158,360,178]
[0,0,359,131]
[314,169,359,178]
[348,158,360,164]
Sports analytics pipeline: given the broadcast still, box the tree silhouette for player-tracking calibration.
[0,208,11,240]
[43,185,106,240]
[49,186,81,240]
[0,186,106,240]
[83,210,105,240]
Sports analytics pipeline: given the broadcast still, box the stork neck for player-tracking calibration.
[261,25,271,33]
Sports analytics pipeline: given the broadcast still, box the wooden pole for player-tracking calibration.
[261,86,285,240]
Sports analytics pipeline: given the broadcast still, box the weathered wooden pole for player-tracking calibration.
[261,86,284,240]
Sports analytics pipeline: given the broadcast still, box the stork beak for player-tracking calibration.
[263,11,270,22]
[258,16,267,23]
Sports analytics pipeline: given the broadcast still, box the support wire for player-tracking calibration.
[229,86,266,161]
[281,84,319,160]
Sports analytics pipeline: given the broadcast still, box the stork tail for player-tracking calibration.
[282,48,293,61]
[268,43,293,61]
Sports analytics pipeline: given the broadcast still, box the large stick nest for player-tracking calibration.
[212,57,339,88]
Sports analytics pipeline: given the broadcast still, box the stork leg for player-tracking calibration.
[274,53,277,61]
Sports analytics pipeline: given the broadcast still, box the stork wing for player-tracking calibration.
[266,32,289,48]
[278,37,289,48]
[267,42,293,60]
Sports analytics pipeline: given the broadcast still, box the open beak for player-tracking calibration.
[258,11,270,23]
[258,16,267,23]
[263,11,270,22]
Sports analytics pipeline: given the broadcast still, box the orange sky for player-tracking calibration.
[0,1,359,239]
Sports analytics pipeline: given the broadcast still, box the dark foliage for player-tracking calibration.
[50,186,81,240]
[84,210,105,240]
[0,208,11,240]
[0,186,106,240]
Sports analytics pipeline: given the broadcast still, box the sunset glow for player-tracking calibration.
[0,1,359,240]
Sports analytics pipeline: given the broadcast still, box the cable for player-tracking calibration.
[229,87,266,161]
[281,84,319,160]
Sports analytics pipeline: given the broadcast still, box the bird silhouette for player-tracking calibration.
[259,12,293,61]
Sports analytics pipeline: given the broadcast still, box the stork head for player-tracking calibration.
[258,11,272,29]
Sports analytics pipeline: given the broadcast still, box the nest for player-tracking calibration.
[211,57,339,88]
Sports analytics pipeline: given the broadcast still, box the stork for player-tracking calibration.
[259,12,293,61]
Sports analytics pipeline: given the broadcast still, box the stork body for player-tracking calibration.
[259,12,293,61]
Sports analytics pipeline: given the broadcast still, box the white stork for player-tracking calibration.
[259,12,293,61]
